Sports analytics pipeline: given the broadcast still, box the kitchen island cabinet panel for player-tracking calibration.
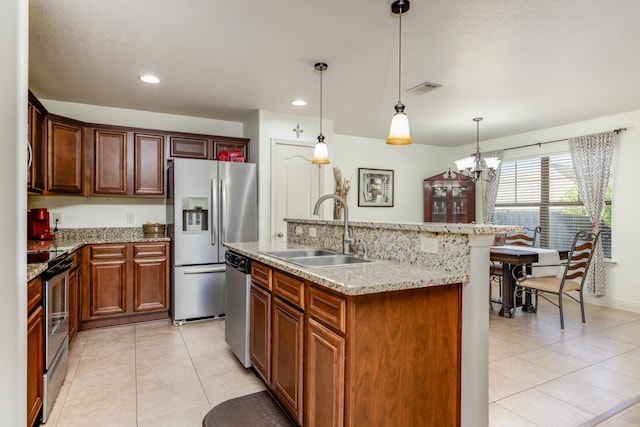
[272,297,304,425]
[346,285,461,427]
[46,115,84,194]
[250,283,271,384]
[306,317,345,427]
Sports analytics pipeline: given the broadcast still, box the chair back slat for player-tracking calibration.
[559,231,600,292]
[505,226,541,247]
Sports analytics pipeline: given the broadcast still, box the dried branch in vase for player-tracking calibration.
[333,167,352,220]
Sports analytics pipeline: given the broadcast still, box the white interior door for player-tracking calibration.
[272,139,322,242]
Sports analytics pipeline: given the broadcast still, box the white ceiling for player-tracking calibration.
[28,0,640,147]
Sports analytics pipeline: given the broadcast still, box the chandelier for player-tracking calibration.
[452,117,500,182]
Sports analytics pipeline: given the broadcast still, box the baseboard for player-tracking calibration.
[583,294,640,314]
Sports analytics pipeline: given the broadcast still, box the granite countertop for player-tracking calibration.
[224,241,466,296]
[26,227,171,282]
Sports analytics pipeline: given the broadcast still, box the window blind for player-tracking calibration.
[493,153,612,257]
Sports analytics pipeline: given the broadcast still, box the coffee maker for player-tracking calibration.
[27,208,56,240]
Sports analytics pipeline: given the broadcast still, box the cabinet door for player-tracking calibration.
[132,243,168,312]
[93,129,128,195]
[250,283,271,383]
[306,318,345,427]
[134,133,165,196]
[272,297,304,425]
[47,116,83,194]
[28,101,47,194]
[84,245,127,319]
[27,305,43,427]
[169,135,211,159]
[213,136,249,161]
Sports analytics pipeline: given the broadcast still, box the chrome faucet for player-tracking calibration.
[357,238,368,259]
[313,194,354,254]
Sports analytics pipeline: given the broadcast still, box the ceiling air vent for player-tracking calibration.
[406,81,442,95]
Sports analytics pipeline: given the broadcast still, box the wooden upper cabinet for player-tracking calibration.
[134,133,165,196]
[169,135,211,159]
[91,130,165,197]
[169,133,250,161]
[93,129,128,195]
[28,92,47,194]
[46,115,84,194]
[213,136,249,161]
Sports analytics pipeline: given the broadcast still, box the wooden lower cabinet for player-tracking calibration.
[27,277,43,427]
[272,297,304,425]
[306,318,345,427]
[248,260,462,427]
[249,283,271,383]
[81,242,169,329]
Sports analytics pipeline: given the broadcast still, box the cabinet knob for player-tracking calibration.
[277,232,284,237]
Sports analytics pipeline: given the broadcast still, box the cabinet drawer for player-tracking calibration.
[251,262,272,291]
[90,245,127,259]
[273,271,305,310]
[133,243,167,258]
[27,276,42,313]
[308,286,346,334]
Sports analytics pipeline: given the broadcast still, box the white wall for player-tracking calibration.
[332,134,459,223]
[1,0,28,424]
[256,110,334,242]
[473,110,640,312]
[29,101,246,228]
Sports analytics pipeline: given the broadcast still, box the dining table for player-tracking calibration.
[490,246,569,318]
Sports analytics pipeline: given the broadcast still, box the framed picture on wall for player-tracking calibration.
[358,168,394,207]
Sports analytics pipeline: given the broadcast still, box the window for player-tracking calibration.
[493,152,612,258]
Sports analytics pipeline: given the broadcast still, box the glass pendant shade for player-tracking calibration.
[455,156,475,172]
[386,110,412,145]
[312,136,330,164]
[484,157,501,170]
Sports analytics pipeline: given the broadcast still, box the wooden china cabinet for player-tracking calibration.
[423,171,476,223]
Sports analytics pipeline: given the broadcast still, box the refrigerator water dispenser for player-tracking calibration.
[182,197,209,232]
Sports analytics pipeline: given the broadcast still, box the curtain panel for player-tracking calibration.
[480,150,504,224]
[568,131,615,295]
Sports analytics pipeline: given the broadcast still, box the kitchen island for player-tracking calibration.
[226,220,517,427]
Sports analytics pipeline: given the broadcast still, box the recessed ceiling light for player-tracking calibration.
[139,75,160,84]
[291,99,307,106]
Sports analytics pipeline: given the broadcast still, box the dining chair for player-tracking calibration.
[490,227,541,307]
[512,230,600,330]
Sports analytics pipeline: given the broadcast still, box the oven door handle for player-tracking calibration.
[46,258,73,276]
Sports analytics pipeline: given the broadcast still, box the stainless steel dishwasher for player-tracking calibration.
[224,251,252,368]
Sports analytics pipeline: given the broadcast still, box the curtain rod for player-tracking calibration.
[502,127,627,152]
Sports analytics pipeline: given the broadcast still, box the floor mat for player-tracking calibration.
[202,391,295,427]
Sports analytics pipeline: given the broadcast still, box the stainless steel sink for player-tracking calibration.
[288,254,371,267]
[260,248,371,267]
[260,248,336,258]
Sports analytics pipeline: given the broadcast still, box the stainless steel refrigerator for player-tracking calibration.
[167,158,257,325]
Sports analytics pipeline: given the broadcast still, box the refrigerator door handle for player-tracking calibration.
[220,179,226,242]
[183,266,226,274]
[211,179,217,245]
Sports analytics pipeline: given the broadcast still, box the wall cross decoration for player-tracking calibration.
[293,124,303,138]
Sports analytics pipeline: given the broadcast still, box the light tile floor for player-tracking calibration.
[44,297,640,427]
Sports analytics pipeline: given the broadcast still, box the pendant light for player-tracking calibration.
[312,62,330,164]
[386,0,412,145]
